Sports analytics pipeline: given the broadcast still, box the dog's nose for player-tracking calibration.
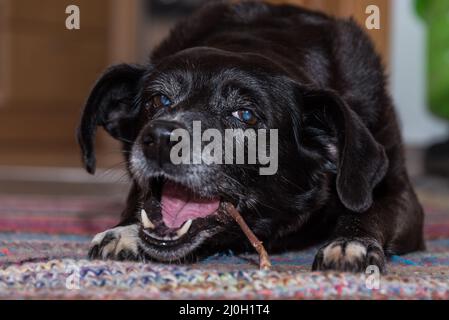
[141,120,185,165]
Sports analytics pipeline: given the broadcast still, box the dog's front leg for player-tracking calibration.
[312,181,424,273]
[88,184,143,261]
[312,209,387,273]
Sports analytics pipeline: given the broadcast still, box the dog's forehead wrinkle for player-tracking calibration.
[145,74,189,100]
[156,53,270,86]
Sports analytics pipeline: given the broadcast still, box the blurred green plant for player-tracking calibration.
[415,0,449,120]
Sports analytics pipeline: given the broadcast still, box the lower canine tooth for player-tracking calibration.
[176,219,193,237]
[141,209,155,229]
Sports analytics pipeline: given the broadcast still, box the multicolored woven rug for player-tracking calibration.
[1,175,449,299]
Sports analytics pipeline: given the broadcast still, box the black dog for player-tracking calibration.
[78,1,424,272]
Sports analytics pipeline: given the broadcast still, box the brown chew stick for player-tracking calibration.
[224,202,272,270]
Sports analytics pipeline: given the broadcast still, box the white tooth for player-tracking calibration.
[149,232,165,241]
[176,219,192,237]
[141,209,155,229]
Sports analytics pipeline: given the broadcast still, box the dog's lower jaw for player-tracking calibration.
[139,227,221,262]
[88,222,223,263]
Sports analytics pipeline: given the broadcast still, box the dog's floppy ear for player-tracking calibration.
[302,89,388,212]
[77,64,145,174]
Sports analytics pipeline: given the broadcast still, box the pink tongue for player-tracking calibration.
[161,181,220,229]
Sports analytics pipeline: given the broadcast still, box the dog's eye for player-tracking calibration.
[232,109,257,125]
[152,94,172,108]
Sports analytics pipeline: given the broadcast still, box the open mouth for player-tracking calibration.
[140,180,222,248]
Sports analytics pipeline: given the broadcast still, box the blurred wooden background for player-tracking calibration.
[0,0,390,170]
[0,0,144,169]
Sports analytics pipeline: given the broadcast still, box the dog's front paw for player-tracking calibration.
[88,224,142,261]
[312,238,385,273]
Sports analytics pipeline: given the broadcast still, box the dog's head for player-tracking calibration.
[78,47,387,261]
